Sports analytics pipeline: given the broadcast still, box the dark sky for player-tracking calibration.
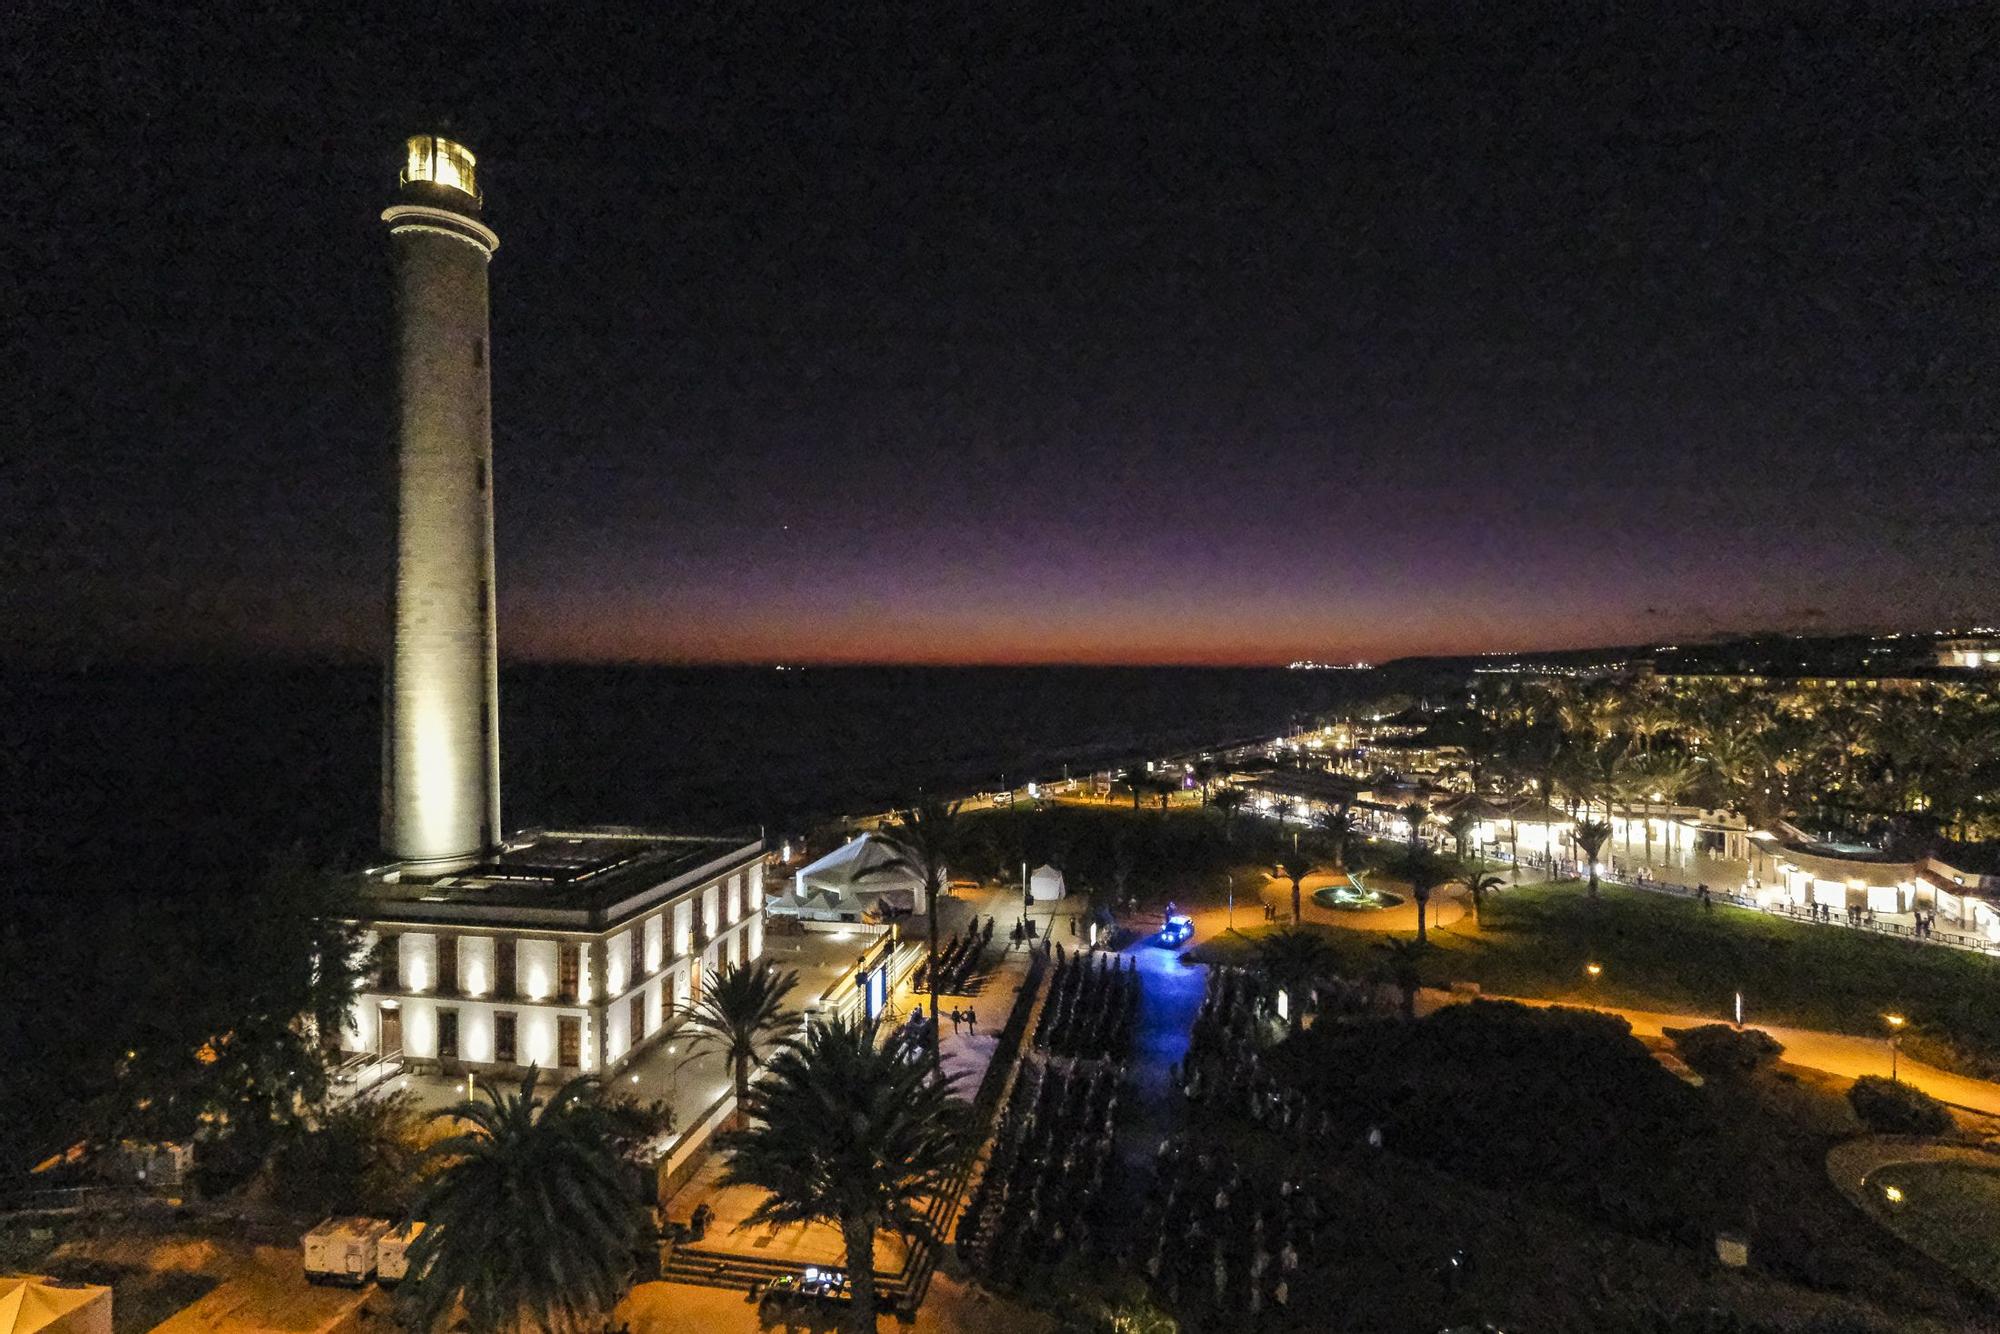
[10,1,2000,666]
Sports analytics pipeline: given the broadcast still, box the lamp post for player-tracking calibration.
[1884,1012,1906,1082]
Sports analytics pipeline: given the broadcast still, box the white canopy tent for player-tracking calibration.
[766,833,933,922]
[1029,864,1067,901]
[0,1277,112,1334]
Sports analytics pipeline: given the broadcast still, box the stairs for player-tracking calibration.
[659,1242,914,1304]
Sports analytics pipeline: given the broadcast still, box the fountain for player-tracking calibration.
[1312,872,1404,912]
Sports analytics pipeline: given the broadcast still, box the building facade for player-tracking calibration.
[343,831,768,1076]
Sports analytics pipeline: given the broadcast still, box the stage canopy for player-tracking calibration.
[766,833,933,921]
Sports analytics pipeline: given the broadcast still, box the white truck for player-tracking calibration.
[302,1217,393,1286]
[374,1221,426,1285]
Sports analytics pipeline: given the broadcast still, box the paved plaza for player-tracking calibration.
[659,879,1044,1273]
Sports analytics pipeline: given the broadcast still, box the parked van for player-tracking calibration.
[375,1221,426,1285]
[303,1217,392,1286]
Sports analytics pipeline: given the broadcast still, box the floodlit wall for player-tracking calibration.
[381,188,500,869]
[345,858,769,1072]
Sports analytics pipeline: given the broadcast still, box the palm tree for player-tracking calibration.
[719,1019,969,1334]
[1398,800,1430,852]
[1394,848,1448,944]
[1444,807,1478,862]
[1456,861,1506,929]
[881,796,961,1066]
[1192,759,1221,804]
[1375,938,1426,1021]
[401,1068,654,1334]
[1572,818,1612,899]
[1212,786,1247,839]
[1315,798,1356,868]
[677,959,798,1128]
[1634,754,1698,863]
[1280,852,1319,926]
[1253,928,1334,1033]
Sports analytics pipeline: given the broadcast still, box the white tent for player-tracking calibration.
[1029,864,1067,901]
[766,834,932,921]
[0,1276,112,1334]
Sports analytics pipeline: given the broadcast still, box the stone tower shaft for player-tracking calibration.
[381,136,501,871]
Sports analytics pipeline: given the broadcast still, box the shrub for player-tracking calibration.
[1273,1000,1744,1244]
[191,1121,276,1198]
[1845,1075,1951,1136]
[1666,1024,1783,1082]
[268,1092,429,1217]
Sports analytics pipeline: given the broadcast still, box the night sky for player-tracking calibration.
[11,2,2000,666]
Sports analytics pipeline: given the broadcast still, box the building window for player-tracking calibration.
[438,1009,459,1062]
[630,993,645,1045]
[494,937,516,998]
[437,938,459,996]
[630,928,645,982]
[557,1015,581,1068]
[494,1011,516,1065]
[558,943,580,1002]
[377,935,400,990]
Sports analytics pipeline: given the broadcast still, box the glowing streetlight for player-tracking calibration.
[1883,1012,1906,1082]
[1584,962,1603,981]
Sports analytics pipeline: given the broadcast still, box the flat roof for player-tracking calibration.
[356,826,764,931]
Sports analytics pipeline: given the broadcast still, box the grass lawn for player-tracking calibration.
[1141,1014,1991,1332]
[1195,879,2000,1067]
[1863,1162,2000,1295]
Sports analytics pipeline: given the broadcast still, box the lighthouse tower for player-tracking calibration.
[381,135,501,871]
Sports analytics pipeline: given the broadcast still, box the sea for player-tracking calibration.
[5,662,1399,882]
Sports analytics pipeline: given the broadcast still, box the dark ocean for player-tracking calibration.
[5,662,1396,881]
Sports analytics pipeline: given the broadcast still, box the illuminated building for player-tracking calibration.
[1936,636,2000,670]
[346,138,770,1079]
[344,830,767,1076]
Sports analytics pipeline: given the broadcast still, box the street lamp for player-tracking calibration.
[1584,961,1603,982]
[1884,1012,1906,1081]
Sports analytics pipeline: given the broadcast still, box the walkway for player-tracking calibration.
[1422,990,2000,1116]
[1109,932,1207,1213]
[1827,1136,2000,1199]
[1825,1136,2000,1298]
[658,881,1037,1295]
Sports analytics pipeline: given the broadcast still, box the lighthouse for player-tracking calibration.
[380,135,502,871]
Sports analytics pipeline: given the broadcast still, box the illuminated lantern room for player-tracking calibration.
[401,134,481,208]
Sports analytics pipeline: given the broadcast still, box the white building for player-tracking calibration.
[342,829,767,1077]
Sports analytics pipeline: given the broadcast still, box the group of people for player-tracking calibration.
[1175,964,1344,1140]
[1136,1135,1322,1318]
[1032,948,1140,1060]
[956,1055,1123,1284]
[914,915,996,995]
